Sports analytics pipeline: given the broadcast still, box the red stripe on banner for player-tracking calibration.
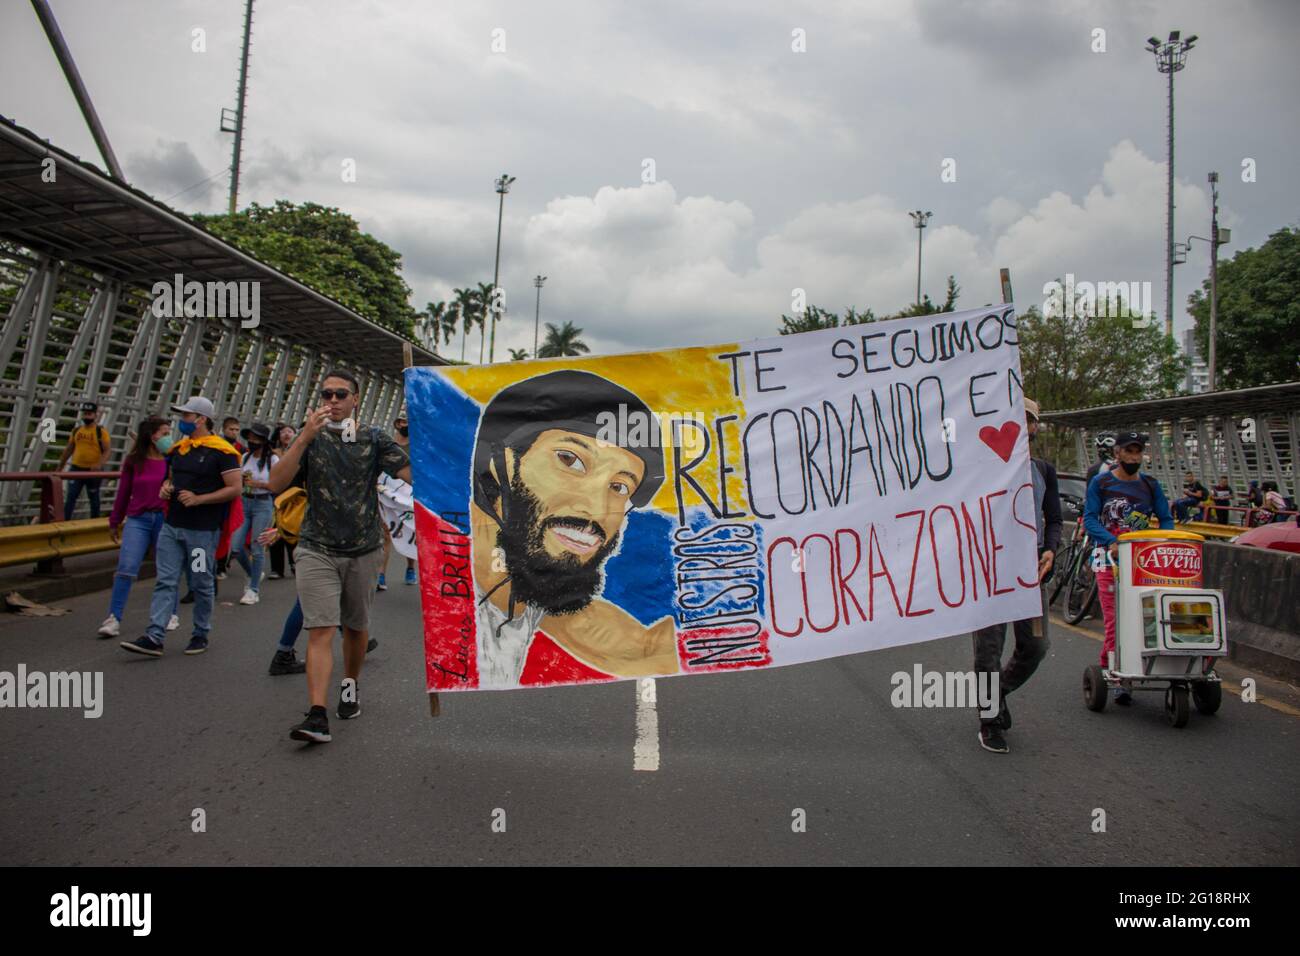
[416,502,479,690]
[678,624,772,672]
[519,632,618,686]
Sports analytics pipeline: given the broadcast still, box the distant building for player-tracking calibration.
[1182,329,1209,394]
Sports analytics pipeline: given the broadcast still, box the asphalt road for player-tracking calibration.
[1,565,1297,866]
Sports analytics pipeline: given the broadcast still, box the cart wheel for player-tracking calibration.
[1192,680,1222,715]
[1165,684,1190,728]
[1083,665,1108,712]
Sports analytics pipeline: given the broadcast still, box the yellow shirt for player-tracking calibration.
[67,424,109,468]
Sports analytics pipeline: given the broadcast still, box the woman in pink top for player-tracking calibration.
[97,417,172,638]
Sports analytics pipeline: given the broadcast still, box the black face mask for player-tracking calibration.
[493,472,621,616]
[1118,460,1141,476]
[82,418,95,426]
[397,426,409,437]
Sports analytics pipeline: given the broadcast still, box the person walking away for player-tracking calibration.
[120,396,240,657]
[1209,475,1233,524]
[267,371,410,743]
[267,424,299,579]
[97,417,177,638]
[1173,471,1209,522]
[1083,431,1174,704]
[59,401,112,519]
[972,398,1061,754]
[230,423,279,605]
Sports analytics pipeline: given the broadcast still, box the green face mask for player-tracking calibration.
[154,435,174,454]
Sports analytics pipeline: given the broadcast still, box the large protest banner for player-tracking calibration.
[406,305,1043,692]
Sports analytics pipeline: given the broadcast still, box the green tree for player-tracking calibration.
[452,286,480,362]
[1188,226,1300,389]
[1018,289,1186,465]
[475,281,496,364]
[778,305,876,335]
[194,201,419,337]
[538,321,590,358]
[508,347,530,361]
[421,300,451,354]
[776,276,959,335]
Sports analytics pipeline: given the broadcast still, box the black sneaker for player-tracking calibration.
[366,637,378,653]
[268,649,306,676]
[180,591,195,605]
[289,707,331,743]
[184,636,209,655]
[120,635,163,657]
[1114,687,1133,706]
[978,725,1009,753]
[337,678,361,719]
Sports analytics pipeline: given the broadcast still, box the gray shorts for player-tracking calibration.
[295,545,385,631]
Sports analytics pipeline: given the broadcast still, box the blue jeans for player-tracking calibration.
[1173,496,1201,521]
[230,496,274,591]
[108,511,164,619]
[278,598,304,651]
[147,523,219,642]
[64,464,103,520]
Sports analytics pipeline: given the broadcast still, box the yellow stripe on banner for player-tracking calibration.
[442,345,746,514]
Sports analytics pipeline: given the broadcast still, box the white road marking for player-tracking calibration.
[634,677,660,771]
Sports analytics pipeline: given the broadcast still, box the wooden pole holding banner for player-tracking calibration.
[403,341,442,717]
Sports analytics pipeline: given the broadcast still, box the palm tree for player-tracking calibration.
[423,301,448,354]
[537,321,590,358]
[453,287,478,362]
[475,281,495,363]
[507,347,530,361]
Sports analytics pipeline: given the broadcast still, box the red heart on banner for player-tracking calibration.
[978,421,1021,462]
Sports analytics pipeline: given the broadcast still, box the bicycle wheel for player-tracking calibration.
[1065,553,1098,624]
[1049,540,1077,606]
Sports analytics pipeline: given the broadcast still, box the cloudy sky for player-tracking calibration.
[2,0,1297,359]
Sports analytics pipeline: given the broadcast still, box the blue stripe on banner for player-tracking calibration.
[405,369,479,515]
[602,509,675,625]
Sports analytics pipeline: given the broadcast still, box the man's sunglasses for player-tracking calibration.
[320,388,352,400]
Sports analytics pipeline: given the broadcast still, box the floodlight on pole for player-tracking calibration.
[1148,28,1197,340]
[533,275,547,358]
[487,173,516,363]
[908,210,932,307]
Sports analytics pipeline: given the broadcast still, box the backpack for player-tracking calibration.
[273,486,307,545]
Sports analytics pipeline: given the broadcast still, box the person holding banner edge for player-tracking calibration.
[971,398,1061,754]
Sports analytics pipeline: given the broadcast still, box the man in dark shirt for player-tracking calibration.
[121,396,241,657]
[1173,471,1209,522]
[269,370,411,744]
[973,398,1062,754]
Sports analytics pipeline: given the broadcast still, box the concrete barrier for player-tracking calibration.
[1203,540,1300,681]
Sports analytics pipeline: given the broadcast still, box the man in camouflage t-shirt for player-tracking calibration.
[269,370,411,744]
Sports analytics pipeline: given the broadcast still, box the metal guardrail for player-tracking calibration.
[0,517,113,569]
[0,470,120,572]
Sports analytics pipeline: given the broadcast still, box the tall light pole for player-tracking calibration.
[222,0,255,216]
[908,210,931,307]
[488,173,515,363]
[1147,30,1197,340]
[1185,178,1229,392]
[533,275,547,358]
